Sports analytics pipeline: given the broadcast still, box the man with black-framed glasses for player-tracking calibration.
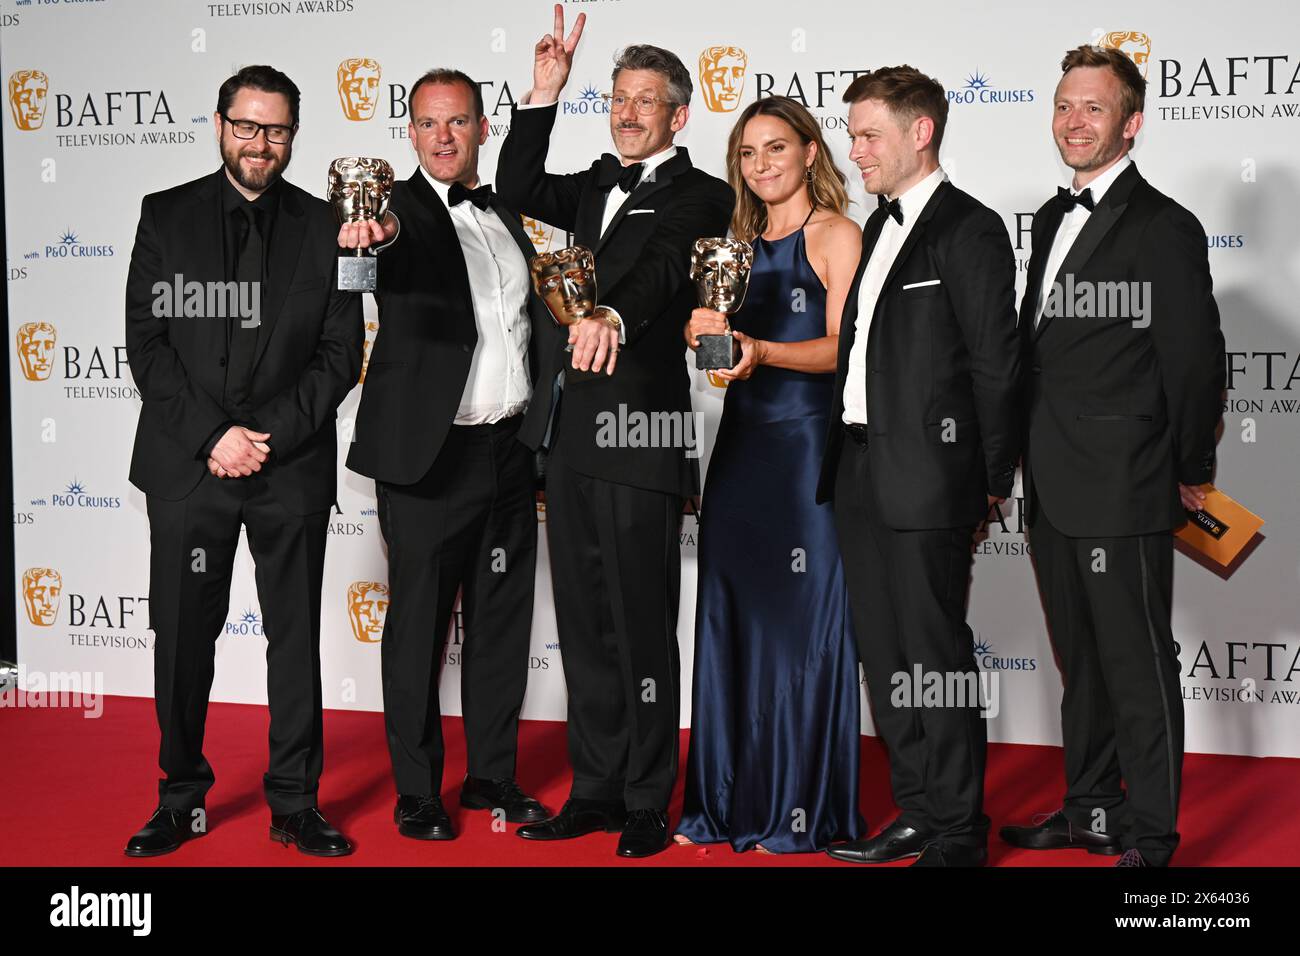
[497,5,733,859]
[123,64,362,858]
[221,115,296,145]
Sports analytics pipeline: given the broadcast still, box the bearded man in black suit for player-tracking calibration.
[124,65,362,858]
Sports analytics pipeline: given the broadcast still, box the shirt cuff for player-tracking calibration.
[518,92,558,109]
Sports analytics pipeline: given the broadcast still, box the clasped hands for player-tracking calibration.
[208,425,271,479]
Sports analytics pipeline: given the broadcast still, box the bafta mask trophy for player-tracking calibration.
[529,245,605,380]
[530,244,598,336]
[691,237,753,370]
[328,157,395,292]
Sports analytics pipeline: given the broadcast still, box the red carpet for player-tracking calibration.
[1,694,1296,867]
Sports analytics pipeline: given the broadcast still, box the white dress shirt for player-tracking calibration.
[598,144,677,236]
[842,166,947,425]
[1033,154,1132,325]
[517,98,676,237]
[518,97,676,344]
[419,166,532,424]
[597,145,676,343]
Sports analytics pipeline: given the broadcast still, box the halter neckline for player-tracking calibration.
[759,205,817,244]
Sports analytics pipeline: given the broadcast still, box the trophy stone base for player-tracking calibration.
[695,333,741,371]
[338,255,377,292]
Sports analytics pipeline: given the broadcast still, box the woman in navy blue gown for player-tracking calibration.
[676,96,865,853]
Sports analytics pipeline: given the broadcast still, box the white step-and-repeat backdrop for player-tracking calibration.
[7,0,1299,757]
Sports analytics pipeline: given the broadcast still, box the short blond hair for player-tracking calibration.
[1060,44,1146,118]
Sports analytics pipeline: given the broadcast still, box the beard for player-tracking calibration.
[221,137,289,193]
[1058,126,1123,174]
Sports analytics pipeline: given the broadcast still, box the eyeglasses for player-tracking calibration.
[600,93,679,115]
[221,114,296,144]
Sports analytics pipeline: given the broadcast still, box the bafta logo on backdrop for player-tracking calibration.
[359,319,380,383]
[16,321,57,381]
[23,568,63,626]
[1101,31,1152,78]
[337,58,382,121]
[347,581,388,643]
[522,216,555,253]
[698,46,748,113]
[8,69,48,130]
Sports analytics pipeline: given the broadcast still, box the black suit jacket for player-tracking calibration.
[817,180,1022,531]
[345,170,554,485]
[1019,162,1225,538]
[125,168,363,515]
[496,102,734,497]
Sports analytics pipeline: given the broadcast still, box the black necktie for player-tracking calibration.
[234,203,264,283]
[597,153,645,194]
[449,181,494,210]
[1056,185,1095,212]
[878,194,903,225]
[227,203,263,405]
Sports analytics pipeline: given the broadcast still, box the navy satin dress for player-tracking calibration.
[677,227,865,853]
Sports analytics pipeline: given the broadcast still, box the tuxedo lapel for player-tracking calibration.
[593,147,693,256]
[575,161,606,249]
[836,210,885,371]
[878,179,949,299]
[186,170,230,357]
[491,198,538,265]
[1034,163,1140,341]
[185,170,227,285]
[1021,201,1064,335]
[406,170,475,343]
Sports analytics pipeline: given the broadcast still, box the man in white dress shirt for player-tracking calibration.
[1000,45,1224,867]
[817,66,1021,867]
[495,7,733,859]
[342,69,555,841]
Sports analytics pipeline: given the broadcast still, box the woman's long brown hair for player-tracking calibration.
[725,95,849,243]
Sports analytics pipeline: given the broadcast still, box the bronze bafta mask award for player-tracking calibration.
[529,245,597,337]
[328,157,395,292]
[530,245,608,381]
[691,237,753,370]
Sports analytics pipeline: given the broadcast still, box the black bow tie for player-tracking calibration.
[878,194,903,225]
[597,154,645,194]
[449,181,494,210]
[1056,185,1095,212]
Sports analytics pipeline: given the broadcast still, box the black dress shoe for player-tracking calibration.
[616,808,670,858]
[394,794,455,841]
[124,806,204,858]
[270,807,354,856]
[516,798,626,841]
[460,775,550,824]
[998,809,1121,855]
[825,817,931,864]
[911,841,988,867]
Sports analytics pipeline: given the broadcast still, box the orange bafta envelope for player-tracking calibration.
[1174,485,1263,566]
